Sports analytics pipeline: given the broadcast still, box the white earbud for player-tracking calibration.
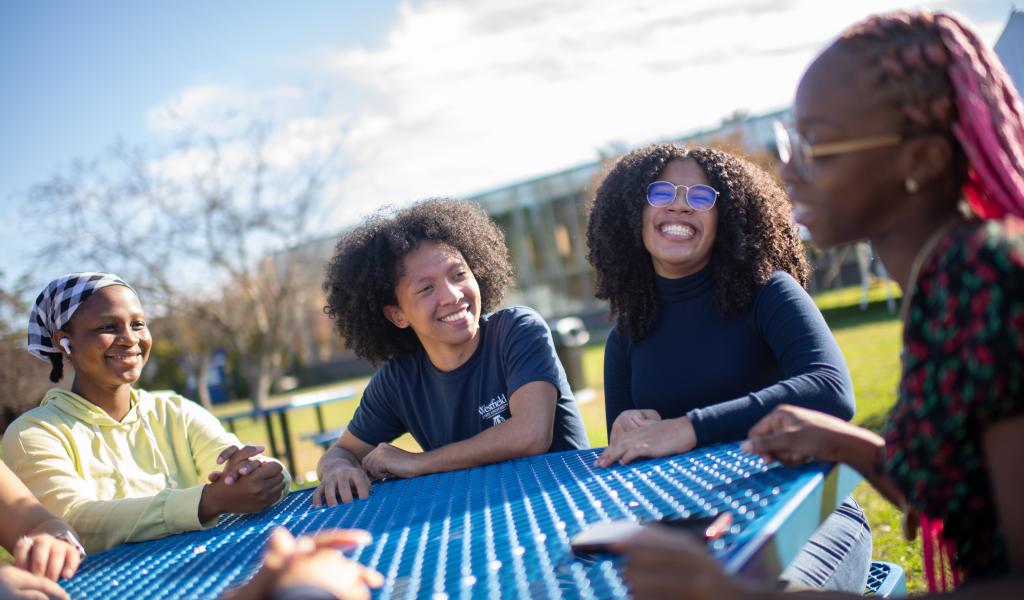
[59,338,72,355]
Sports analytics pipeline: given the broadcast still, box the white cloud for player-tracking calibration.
[146,84,310,136]
[143,0,1002,234]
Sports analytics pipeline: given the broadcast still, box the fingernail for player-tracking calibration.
[226,476,234,485]
[740,440,752,452]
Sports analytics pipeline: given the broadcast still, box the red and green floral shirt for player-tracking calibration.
[884,217,1024,581]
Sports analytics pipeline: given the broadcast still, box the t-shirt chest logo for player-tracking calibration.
[478,393,510,425]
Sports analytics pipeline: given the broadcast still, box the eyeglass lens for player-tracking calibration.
[773,121,811,179]
[646,182,717,211]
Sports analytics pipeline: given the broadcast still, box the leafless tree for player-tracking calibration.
[27,124,335,411]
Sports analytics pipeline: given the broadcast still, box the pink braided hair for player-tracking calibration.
[838,11,1024,219]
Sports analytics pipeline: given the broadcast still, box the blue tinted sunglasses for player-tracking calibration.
[646,181,719,211]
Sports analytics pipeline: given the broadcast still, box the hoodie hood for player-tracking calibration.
[40,387,142,427]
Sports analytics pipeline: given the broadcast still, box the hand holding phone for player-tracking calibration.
[573,509,733,556]
[570,512,732,555]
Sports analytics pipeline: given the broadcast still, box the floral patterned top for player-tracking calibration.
[884,217,1024,581]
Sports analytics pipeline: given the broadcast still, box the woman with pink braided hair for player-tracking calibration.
[607,10,1024,599]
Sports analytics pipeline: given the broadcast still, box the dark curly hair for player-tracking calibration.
[324,198,515,365]
[586,144,809,342]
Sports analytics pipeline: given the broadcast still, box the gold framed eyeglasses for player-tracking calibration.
[773,120,903,181]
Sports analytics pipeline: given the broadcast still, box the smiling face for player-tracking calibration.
[782,47,907,247]
[641,159,719,278]
[384,241,483,368]
[58,285,151,393]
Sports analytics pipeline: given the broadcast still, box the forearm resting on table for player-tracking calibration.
[416,415,552,474]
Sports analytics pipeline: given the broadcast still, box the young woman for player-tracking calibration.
[586,144,870,591]
[313,198,589,506]
[615,10,1024,598]
[4,273,291,553]
[0,460,81,599]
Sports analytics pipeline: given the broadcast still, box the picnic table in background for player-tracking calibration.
[60,442,862,599]
[217,386,355,482]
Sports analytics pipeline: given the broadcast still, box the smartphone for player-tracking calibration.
[659,511,733,541]
[570,512,732,555]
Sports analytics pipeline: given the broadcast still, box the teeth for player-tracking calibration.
[441,310,467,323]
[660,223,695,237]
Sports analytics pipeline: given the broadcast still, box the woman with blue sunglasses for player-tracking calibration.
[587,143,871,591]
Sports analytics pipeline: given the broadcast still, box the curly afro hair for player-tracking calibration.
[586,144,809,342]
[324,198,515,365]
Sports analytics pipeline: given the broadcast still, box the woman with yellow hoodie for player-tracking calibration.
[2,273,291,554]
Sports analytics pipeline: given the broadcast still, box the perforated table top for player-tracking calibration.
[61,443,853,599]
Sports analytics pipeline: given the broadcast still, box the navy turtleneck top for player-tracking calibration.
[603,267,855,445]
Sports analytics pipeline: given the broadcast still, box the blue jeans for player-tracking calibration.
[780,496,873,591]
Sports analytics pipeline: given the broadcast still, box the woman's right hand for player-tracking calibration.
[0,564,68,600]
[743,405,883,473]
[609,410,662,444]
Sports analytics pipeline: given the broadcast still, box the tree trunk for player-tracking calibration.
[247,356,273,411]
[194,352,214,411]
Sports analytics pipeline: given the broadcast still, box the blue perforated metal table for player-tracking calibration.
[61,443,859,599]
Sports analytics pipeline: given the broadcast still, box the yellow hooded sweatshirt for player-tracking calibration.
[2,388,291,553]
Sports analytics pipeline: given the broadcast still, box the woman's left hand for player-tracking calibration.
[595,417,696,467]
[610,525,751,600]
[13,529,82,581]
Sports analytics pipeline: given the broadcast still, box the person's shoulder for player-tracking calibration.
[6,388,74,429]
[133,388,218,423]
[754,270,812,308]
[483,306,550,335]
[135,388,194,411]
[2,393,69,454]
[938,218,1024,278]
[486,305,545,325]
[4,402,62,437]
[366,353,421,392]
[764,270,805,290]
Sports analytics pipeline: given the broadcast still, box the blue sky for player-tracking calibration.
[1,0,1017,287]
[0,1,396,200]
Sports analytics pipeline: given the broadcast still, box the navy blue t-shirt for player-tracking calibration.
[604,268,854,445]
[348,306,590,453]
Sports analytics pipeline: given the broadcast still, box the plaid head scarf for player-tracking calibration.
[27,272,136,361]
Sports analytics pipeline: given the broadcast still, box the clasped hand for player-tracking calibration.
[200,444,287,520]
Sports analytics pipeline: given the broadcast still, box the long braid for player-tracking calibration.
[935,14,1024,218]
[837,11,1024,219]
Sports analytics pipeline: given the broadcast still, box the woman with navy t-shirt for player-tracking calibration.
[586,144,870,591]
